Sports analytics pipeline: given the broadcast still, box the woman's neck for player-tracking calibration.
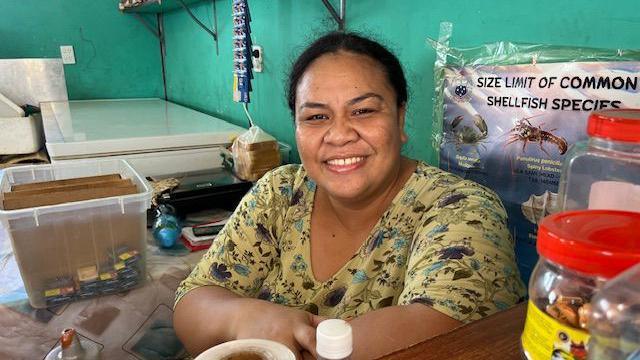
[316,157,417,233]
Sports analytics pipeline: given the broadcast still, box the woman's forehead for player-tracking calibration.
[306,51,383,78]
[296,52,394,101]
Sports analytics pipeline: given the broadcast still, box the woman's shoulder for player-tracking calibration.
[413,160,455,178]
[410,161,501,203]
[263,163,305,182]
[254,164,314,199]
[409,161,464,192]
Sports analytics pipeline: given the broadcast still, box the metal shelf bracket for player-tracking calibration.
[133,13,161,40]
[177,0,218,41]
[321,0,346,30]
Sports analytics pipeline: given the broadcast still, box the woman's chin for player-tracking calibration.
[321,180,370,202]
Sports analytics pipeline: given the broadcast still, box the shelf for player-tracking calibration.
[321,0,346,30]
[120,0,208,13]
[122,0,218,44]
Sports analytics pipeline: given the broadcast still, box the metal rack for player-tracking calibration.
[120,0,206,13]
[119,0,346,100]
[121,0,217,43]
[122,0,346,41]
[321,0,346,30]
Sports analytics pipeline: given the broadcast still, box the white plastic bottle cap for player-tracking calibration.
[316,319,353,359]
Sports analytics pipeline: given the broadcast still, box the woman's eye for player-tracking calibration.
[352,108,375,116]
[305,114,328,121]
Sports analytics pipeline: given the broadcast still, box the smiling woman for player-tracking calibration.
[173,32,526,360]
[294,51,410,206]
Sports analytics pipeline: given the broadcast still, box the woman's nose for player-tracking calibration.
[323,115,358,145]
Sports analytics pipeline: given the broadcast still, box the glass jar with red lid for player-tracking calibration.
[521,210,640,360]
[557,109,640,212]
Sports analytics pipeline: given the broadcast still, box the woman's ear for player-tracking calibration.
[398,102,408,144]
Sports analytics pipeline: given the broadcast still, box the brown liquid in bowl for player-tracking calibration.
[222,350,269,360]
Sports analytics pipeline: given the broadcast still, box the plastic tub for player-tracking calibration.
[0,159,152,308]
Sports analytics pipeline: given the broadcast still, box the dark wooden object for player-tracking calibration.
[379,302,527,360]
[3,174,137,210]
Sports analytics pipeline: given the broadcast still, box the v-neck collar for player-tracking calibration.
[299,165,420,285]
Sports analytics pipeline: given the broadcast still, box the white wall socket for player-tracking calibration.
[252,45,263,73]
[60,45,76,65]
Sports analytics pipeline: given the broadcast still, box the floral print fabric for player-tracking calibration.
[175,162,525,322]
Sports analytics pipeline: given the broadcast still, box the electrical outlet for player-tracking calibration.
[252,45,263,73]
[60,45,76,65]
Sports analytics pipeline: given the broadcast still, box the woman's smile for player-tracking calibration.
[324,155,367,173]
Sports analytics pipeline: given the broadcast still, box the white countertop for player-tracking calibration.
[42,98,245,158]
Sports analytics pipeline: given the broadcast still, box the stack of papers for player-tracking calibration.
[181,219,228,251]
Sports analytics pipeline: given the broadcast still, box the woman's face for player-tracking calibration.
[294,51,407,203]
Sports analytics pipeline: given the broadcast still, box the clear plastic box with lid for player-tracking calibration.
[0,159,152,308]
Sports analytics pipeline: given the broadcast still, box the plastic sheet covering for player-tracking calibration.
[429,22,640,157]
[0,59,68,107]
[429,22,640,281]
[231,126,280,181]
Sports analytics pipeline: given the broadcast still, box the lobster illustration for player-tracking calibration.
[505,116,568,156]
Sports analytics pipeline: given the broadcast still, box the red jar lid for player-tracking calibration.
[537,210,640,279]
[587,109,640,142]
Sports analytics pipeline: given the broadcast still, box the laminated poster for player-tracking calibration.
[433,40,640,281]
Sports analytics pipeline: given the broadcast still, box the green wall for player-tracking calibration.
[163,0,640,164]
[0,0,163,100]
[3,1,639,163]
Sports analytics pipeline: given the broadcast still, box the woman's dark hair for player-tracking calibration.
[287,32,407,115]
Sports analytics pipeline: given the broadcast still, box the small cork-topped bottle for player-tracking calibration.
[45,328,101,360]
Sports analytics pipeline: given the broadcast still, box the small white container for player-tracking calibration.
[316,319,353,360]
[0,114,44,155]
[0,159,152,308]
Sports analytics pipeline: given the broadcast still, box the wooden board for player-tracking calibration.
[3,175,138,210]
[3,185,138,210]
[10,174,122,192]
[4,179,134,198]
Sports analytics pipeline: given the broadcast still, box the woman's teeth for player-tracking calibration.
[326,157,363,166]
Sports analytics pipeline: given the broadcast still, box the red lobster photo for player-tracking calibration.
[505,116,568,156]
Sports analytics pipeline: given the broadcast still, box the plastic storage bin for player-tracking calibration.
[557,109,640,212]
[0,159,152,308]
[521,210,640,360]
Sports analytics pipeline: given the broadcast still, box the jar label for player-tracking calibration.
[521,300,589,360]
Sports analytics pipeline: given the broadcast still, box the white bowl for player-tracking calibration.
[195,339,296,360]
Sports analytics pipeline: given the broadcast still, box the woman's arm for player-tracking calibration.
[347,303,461,359]
[173,286,238,354]
[173,167,314,356]
[343,175,524,358]
[174,285,322,358]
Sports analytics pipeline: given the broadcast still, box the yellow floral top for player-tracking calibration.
[175,162,525,322]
